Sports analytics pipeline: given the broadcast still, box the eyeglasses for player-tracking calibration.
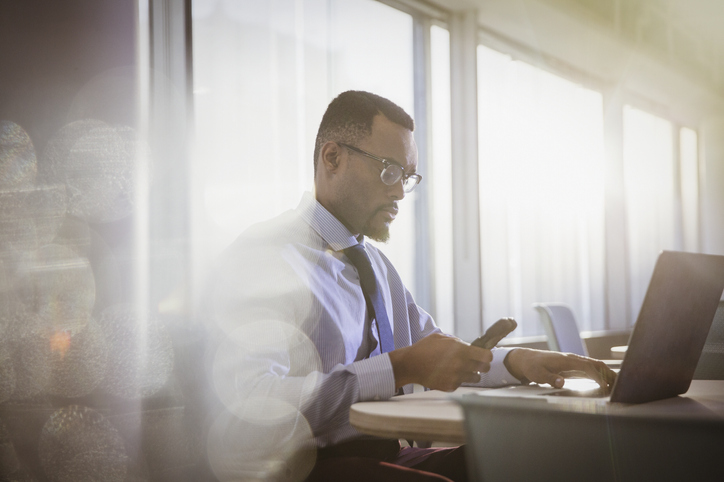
[339,143,422,193]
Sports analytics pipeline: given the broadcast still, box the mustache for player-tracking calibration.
[377,202,398,214]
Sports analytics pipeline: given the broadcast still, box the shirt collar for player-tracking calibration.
[296,192,362,251]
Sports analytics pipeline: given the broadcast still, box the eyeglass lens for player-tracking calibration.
[401,177,418,193]
[380,165,418,193]
[380,165,402,186]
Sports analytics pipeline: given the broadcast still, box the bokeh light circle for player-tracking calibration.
[99,304,174,399]
[0,120,37,189]
[39,405,128,482]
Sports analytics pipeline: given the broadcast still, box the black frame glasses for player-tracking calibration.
[339,143,422,193]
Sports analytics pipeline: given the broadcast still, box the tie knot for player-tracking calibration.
[345,243,365,253]
[344,243,369,265]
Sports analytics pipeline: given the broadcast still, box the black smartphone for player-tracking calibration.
[471,317,517,349]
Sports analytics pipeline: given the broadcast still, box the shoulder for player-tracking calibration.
[209,209,318,309]
[223,210,315,257]
[215,208,330,284]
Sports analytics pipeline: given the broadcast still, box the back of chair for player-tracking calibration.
[532,302,588,356]
[693,300,724,380]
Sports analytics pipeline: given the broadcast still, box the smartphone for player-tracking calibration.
[471,317,517,349]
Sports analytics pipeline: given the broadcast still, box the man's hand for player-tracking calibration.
[388,333,492,391]
[504,347,617,389]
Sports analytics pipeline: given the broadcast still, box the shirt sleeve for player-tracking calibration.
[348,353,396,400]
[475,347,525,387]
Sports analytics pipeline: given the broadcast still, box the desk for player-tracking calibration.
[349,380,724,444]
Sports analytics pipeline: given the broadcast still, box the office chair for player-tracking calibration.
[693,300,724,380]
[532,302,588,356]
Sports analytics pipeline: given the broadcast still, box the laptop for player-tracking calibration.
[467,251,724,405]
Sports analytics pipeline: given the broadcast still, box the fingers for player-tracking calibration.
[467,343,494,362]
[461,370,483,385]
[507,348,617,389]
[463,358,491,375]
[416,336,493,391]
[391,334,466,388]
[525,364,565,388]
[557,354,616,388]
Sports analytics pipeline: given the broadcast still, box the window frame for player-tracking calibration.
[154,0,704,337]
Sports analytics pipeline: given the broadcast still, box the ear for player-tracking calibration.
[320,141,344,174]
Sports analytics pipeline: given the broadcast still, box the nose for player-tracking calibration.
[388,177,405,200]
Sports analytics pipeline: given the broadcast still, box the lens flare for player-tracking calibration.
[47,319,109,398]
[207,402,316,482]
[0,120,37,189]
[99,304,174,399]
[41,119,141,223]
[49,330,71,359]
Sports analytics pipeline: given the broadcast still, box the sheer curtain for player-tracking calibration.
[477,45,607,336]
[192,0,416,302]
[622,105,679,322]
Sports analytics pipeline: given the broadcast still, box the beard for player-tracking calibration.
[361,209,392,243]
[364,224,390,243]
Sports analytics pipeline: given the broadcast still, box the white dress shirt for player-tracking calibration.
[209,192,519,448]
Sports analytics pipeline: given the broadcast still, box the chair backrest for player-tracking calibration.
[532,302,588,356]
[693,299,724,380]
[458,393,724,482]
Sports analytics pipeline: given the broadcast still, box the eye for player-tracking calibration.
[380,165,403,185]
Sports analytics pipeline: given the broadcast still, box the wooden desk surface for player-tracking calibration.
[349,387,480,444]
[349,380,724,444]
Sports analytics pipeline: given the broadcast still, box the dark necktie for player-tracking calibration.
[344,243,395,353]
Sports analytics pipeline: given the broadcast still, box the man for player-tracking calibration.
[209,91,616,481]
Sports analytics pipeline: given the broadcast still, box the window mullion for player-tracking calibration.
[412,15,434,316]
[449,10,483,341]
[602,88,630,330]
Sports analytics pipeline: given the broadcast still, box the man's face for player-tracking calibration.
[332,114,418,241]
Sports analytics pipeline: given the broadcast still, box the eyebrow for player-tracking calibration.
[342,143,416,175]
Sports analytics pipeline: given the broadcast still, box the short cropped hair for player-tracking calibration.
[313,91,414,176]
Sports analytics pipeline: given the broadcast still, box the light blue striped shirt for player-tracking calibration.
[210,192,518,448]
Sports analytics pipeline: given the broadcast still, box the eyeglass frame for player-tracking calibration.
[338,143,422,193]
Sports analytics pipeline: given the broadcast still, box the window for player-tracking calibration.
[192,2,704,340]
[622,106,697,322]
[679,126,699,253]
[192,0,417,294]
[476,45,606,336]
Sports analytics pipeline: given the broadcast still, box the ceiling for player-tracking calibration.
[421,0,724,95]
[668,0,724,50]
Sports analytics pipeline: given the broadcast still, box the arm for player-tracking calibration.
[209,238,397,442]
[394,287,615,391]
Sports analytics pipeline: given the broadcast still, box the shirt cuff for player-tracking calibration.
[350,353,396,401]
[478,347,524,387]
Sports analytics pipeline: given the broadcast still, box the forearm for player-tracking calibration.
[464,347,524,387]
[220,353,396,439]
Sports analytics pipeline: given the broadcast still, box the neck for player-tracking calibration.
[314,190,359,237]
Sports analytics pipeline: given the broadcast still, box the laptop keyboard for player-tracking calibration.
[542,386,612,398]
